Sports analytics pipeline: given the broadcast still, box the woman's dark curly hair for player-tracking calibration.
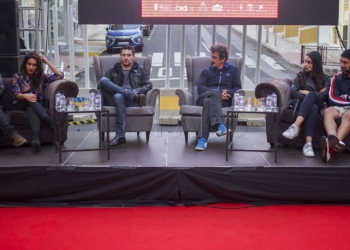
[299,51,325,90]
[20,53,44,88]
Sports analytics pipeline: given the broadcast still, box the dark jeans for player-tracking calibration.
[196,89,224,140]
[298,92,324,137]
[99,77,138,137]
[14,100,48,133]
[0,109,15,137]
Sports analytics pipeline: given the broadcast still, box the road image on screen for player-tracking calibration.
[142,0,278,18]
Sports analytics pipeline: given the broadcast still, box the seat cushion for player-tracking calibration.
[102,105,155,116]
[180,105,232,117]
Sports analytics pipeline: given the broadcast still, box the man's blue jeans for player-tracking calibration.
[196,89,223,140]
[0,109,15,137]
[99,77,138,137]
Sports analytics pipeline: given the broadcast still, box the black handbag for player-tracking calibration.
[287,98,301,119]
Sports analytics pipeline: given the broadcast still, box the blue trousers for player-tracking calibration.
[297,92,324,137]
[196,89,223,140]
[0,109,15,137]
[99,77,138,137]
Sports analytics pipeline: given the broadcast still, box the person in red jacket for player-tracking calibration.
[320,49,350,162]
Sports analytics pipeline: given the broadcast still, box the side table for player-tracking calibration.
[54,106,110,163]
[226,107,279,163]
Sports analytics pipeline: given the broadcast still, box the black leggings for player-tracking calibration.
[14,100,48,133]
[297,92,324,137]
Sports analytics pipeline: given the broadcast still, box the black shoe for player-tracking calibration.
[109,136,126,147]
[133,94,146,107]
[31,131,41,151]
[328,134,346,153]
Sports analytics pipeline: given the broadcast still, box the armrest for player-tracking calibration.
[175,89,193,106]
[45,79,79,114]
[146,88,160,107]
[255,78,292,112]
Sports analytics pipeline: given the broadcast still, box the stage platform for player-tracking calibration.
[0,124,350,206]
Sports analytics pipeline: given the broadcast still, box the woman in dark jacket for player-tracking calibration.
[13,53,64,151]
[282,51,331,157]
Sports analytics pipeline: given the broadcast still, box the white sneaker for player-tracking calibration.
[303,143,314,157]
[282,124,300,139]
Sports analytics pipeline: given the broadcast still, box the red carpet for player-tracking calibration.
[0,204,349,250]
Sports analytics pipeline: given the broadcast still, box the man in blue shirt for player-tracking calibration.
[320,49,350,161]
[195,43,242,151]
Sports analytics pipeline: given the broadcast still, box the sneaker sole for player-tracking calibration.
[216,129,231,137]
[319,136,329,162]
[282,131,299,139]
[195,147,206,151]
[328,134,346,153]
[303,151,315,157]
[12,139,27,147]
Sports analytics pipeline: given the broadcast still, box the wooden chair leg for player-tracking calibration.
[146,131,150,143]
[101,132,105,142]
[184,132,188,144]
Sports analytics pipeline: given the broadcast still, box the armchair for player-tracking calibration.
[93,55,160,143]
[175,55,244,144]
[0,77,78,146]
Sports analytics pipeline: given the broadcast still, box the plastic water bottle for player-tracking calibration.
[89,90,95,110]
[239,93,245,111]
[55,91,61,110]
[271,92,277,111]
[95,91,102,111]
[234,91,240,110]
[266,94,272,112]
[60,94,66,111]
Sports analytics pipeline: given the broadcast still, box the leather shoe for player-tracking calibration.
[133,94,146,107]
[109,136,126,147]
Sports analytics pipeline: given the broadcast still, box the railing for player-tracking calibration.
[301,45,343,66]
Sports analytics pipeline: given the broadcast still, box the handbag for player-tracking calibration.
[287,98,301,119]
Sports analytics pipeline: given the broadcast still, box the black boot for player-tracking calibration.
[43,116,55,132]
[31,131,41,151]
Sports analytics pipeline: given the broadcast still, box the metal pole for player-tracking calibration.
[241,25,247,87]
[83,25,90,88]
[266,25,269,43]
[348,12,350,49]
[317,26,320,48]
[180,25,185,89]
[212,25,216,45]
[67,5,75,82]
[255,25,262,85]
[274,26,277,46]
[227,25,232,56]
[35,0,40,52]
[52,5,60,67]
[165,25,170,89]
[196,25,201,56]
[42,0,48,55]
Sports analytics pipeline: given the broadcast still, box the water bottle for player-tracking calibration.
[60,94,66,111]
[239,93,245,111]
[266,94,272,112]
[234,91,240,110]
[271,92,277,111]
[55,91,61,110]
[89,90,95,110]
[95,91,102,111]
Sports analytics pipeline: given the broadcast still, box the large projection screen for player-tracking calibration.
[78,0,338,25]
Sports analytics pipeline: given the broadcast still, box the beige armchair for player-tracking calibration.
[93,55,160,143]
[175,55,244,144]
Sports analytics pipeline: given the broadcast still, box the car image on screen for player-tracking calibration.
[105,24,143,53]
